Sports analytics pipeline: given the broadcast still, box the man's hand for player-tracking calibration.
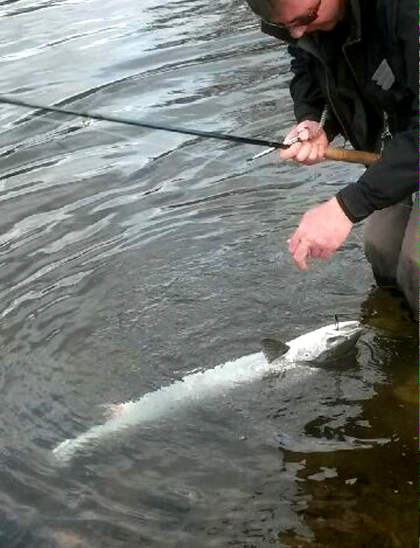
[288,197,353,269]
[281,120,328,165]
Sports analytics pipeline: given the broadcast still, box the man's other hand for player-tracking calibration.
[288,197,353,269]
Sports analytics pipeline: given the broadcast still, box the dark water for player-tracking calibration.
[0,1,417,546]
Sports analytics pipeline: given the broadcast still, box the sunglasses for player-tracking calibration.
[264,0,321,30]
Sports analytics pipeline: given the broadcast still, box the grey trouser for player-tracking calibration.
[364,194,418,319]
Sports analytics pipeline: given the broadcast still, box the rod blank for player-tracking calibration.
[0,95,381,166]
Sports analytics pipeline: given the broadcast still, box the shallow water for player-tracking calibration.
[0,1,417,546]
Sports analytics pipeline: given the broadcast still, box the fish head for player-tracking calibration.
[284,320,363,365]
[309,320,363,363]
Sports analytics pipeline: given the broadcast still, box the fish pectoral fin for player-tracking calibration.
[262,338,289,363]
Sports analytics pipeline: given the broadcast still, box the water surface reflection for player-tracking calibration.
[0,0,416,546]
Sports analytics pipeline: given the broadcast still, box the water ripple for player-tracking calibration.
[0,1,416,547]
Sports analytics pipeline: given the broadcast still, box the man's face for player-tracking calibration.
[270,0,346,38]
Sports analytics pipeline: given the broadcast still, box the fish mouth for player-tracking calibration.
[335,320,363,337]
[313,321,364,364]
[335,320,360,329]
[337,322,364,346]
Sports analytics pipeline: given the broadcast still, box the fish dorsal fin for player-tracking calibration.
[262,338,290,363]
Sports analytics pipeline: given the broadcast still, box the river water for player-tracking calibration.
[0,1,417,546]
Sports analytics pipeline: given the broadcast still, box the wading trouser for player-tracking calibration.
[364,193,419,319]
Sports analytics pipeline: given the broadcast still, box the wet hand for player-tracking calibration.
[281,120,328,165]
[288,197,353,270]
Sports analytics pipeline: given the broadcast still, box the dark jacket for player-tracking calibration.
[261,0,418,222]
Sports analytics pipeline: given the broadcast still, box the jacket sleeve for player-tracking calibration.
[336,1,418,223]
[288,45,323,122]
[260,21,342,139]
[260,21,324,122]
[335,129,418,222]
[288,45,341,140]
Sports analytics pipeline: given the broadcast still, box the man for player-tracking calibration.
[246,0,418,316]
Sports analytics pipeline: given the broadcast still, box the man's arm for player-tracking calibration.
[336,1,418,222]
[336,129,418,222]
[288,45,341,141]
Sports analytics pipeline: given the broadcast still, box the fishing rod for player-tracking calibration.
[0,95,380,166]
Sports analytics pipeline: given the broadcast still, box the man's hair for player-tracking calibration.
[246,0,274,20]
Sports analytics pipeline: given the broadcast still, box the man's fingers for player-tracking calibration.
[283,124,300,145]
[308,145,319,163]
[292,239,310,270]
[319,248,332,259]
[283,131,299,145]
[318,143,327,159]
[295,142,312,162]
[280,141,301,160]
[288,230,301,253]
[310,246,323,258]
[289,236,331,267]
[297,127,311,141]
[293,242,331,268]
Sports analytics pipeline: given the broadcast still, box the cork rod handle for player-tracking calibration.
[324,147,381,166]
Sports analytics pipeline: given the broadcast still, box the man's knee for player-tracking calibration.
[396,195,419,319]
[364,199,412,284]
